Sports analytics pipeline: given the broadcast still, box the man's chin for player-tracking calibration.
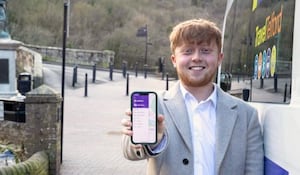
[182,78,212,87]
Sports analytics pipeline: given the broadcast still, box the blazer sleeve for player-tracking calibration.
[122,135,147,160]
[245,107,264,175]
[122,132,168,160]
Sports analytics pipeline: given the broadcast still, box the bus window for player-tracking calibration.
[222,0,295,104]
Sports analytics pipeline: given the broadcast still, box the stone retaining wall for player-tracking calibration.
[25,44,115,68]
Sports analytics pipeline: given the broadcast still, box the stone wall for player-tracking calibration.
[16,46,43,89]
[25,44,115,68]
[0,85,62,175]
[15,42,113,91]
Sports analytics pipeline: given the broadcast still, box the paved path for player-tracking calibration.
[52,67,289,174]
[59,71,175,175]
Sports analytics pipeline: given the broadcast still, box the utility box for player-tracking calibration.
[17,72,31,95]
[242,89,250,102]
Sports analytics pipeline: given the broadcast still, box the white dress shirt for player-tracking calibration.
[180,83,217,175]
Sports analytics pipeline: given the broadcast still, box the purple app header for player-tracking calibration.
[132,94,149,108]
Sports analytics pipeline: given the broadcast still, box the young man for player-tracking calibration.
[121,18,263,175]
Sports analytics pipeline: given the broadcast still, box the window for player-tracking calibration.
[223,0,295,104]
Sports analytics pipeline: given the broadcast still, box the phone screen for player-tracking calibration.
[131,92,157,144]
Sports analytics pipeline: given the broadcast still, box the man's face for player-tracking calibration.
[171,40,223,87]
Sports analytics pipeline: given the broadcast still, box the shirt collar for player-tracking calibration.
[179,83,217,108]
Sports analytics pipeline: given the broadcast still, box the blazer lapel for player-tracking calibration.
[215,88,238,173]
[162,84,239,166]
[163,83,193,152]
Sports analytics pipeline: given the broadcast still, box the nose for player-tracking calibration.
[192,49,203,62]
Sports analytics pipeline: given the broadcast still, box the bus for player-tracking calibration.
[221,0,300,174]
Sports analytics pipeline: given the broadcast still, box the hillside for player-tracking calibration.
[6,0,226,69]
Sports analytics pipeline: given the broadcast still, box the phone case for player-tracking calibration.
[130,91,157,145]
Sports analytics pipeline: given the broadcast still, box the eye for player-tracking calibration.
[183,48,193,55]
[200,48,212,54]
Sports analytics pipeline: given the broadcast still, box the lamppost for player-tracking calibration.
[144,25,148,65]
[136,24,151,78]
[61,0,69,163]
[144,25,148,78]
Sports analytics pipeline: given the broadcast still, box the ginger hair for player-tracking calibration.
[169,18,222,54]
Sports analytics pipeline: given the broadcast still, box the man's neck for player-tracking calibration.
[181,83,214,102]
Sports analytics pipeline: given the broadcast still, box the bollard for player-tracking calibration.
[158,57,163,73]
[84,73,88,97]
[72,67,76,87]
[74,65,78,83]
[161,64,165,80]
[135,62,138,77]
[122,61,127,78]
[109,63,113,81]
[274,73,278,92]
[144,64,148,79]
[166,73,169,91]
[92,64,96,83]
[250,78,253,101]
[260,77,264,89]
[283,83,287,103]
[126,73,129,96]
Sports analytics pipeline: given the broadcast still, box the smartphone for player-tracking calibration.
[131,91,157,144]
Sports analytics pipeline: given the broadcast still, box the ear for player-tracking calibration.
[217,53,224,66]
[171,54,176,66]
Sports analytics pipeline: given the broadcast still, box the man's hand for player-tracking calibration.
[121,109,165,146]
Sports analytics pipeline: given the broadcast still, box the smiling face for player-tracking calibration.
[169,19,223,88]
[171,40,223,88]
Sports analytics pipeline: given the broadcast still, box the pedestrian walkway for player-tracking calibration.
[59,72,175,175]
[58,69,287,175]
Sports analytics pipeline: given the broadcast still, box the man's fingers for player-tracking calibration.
[122,127,133,136]
[121,110,133,136]
[121,118,131,127]
[130,144,142,149]
[157,114,164,123]
[125,109,131,116]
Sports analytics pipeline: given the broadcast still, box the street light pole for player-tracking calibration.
[144,24,148,65]
[61,0,68,164]
[144,24,148,78]
[67,0,70,38]
[136,24,149,78]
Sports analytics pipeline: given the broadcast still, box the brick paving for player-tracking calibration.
[56,67,287,175]
[59,71,174,175]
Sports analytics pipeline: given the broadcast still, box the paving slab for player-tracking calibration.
[60,72,174,175]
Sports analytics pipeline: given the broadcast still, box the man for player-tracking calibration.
[121,18,263,175]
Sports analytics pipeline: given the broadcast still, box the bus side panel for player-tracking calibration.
[291,0,300,104]
[263,105,300,174]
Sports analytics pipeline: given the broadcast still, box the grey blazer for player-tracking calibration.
[122,82,264,175]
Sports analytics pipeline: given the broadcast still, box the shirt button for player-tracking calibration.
[182,158,189,165]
